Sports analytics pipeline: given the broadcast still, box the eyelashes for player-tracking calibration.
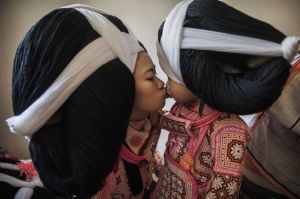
[146,76,155,81]
[145,67,157,81]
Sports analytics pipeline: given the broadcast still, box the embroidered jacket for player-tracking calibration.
[91,112,162,199]
[152,102,249,199]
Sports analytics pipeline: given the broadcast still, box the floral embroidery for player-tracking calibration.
[199,175,208,183]
[200,152,212,167]
[205,191,217,199]
[229,142,244,160]
[171,175,184,194]
[172,136,185,154]
[213,128,247,176]
[217,190,226,198]
[171,192,183,198]
[195,171,211,185]
[224,175,230,180]
[161,116,187,134]
[169,135,189,160]
[211,176,224,190]
[226,180,238,195]
[206,174,241,199]
[154,104,247,198]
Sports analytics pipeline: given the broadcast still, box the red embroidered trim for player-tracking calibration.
[119,145,146,165]
[161,103,221,137]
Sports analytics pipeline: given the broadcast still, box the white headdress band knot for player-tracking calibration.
[158,0,300,85]
[6,4,143,136]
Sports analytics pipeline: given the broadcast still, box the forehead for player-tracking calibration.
[135,52,154,72]
[169,78,185,89]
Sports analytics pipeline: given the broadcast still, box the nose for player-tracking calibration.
[155,76,164,90]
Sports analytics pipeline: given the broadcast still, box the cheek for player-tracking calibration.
[135,86,165,111]
[171,93,186,104]
[171,87,197,104]
[135,96,164,112]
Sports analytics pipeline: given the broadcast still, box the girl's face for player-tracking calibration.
[130,52,166,121]
[166,78,198,104]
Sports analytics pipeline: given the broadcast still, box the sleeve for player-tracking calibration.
[269,73,300,135]
[205,125,249,199]
[142,111,164,159]
[140,111,164,182]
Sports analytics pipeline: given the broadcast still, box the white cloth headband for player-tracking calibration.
[160,0,193,84]
[6,4,143,136]
[159,0,300,85]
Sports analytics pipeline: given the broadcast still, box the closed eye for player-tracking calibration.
[146,75,155,81]
[145,68,155,80]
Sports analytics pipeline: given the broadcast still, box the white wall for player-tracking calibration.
[0,0,299,159]
[223,0,300,35]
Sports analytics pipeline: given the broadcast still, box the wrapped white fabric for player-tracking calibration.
[14,187,33,199]
[239,114,258,129]
[0,162,19,171]
[159,0,300,85]
[6,4,143,136]
[160,0,193,84]
[182,28,299,60]
[0,173,42,188]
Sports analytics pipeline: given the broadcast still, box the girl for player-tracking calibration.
[152,0,299,198]
[5,4,165,198]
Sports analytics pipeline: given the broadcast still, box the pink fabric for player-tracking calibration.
[91,113,162,199]
[152,102,249,199]
[120,145,146,164]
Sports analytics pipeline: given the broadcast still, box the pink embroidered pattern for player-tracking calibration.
[213,127,247,177]
[91,112,162,199]
[152,103,248,199]
[154,151,198,199]
[16,161,37,181]
[206,174,241,199]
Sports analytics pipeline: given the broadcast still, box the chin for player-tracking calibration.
[152,101,165,112]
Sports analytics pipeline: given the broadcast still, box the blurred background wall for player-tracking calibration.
[0,0,299,159]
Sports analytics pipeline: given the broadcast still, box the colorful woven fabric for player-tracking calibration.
[91,113,162,199]
[152,102,249,199]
